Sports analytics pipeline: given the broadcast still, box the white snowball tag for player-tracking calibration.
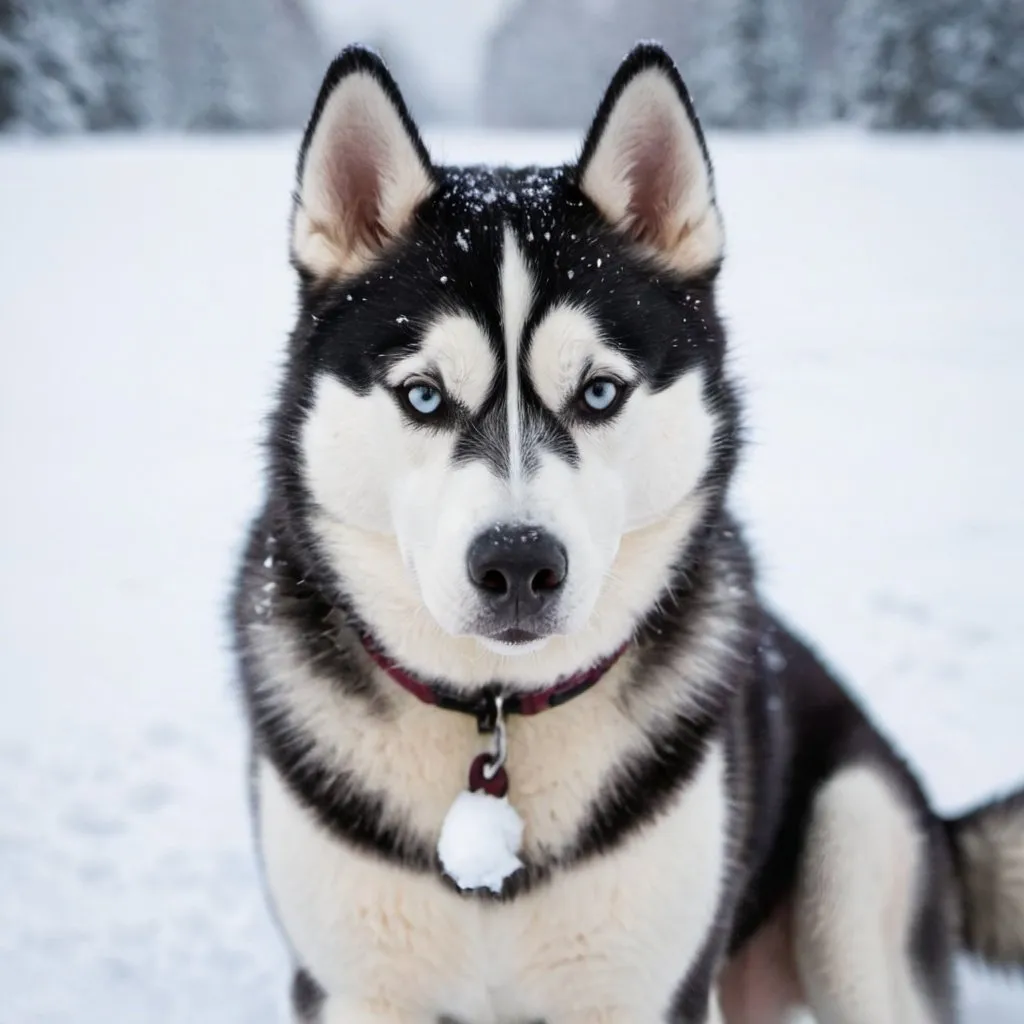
[437,789,524,893]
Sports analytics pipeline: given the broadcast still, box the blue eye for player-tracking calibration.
[581,379,619,413]
[405,383,443,417]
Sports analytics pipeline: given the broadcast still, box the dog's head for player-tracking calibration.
[273,44,739,684]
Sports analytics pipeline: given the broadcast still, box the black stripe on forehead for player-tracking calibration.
[450,376,580,475]
[446,233,582,476]
[426,167,541,365]
[451,380,509,472]
[496,177,724,392]
[519,376,580,468]
[450,397,579,476]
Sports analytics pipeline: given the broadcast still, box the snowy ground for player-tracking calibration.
[1,129,1023,1022]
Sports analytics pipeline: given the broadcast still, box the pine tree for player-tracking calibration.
[1,0,325,133]
[692,0,807,128]
[761,0,807,124]
[930,0,1024,128]
[843,0,924,128]
[803,0,847,120]
[0,0,17,128]
[86,0,155,129]
[982,0,1024,128]
[844,0,1024,130]
[5,0,155,132]
[156,0,324,131]
[13,0,99,132]
[186,32,254,130]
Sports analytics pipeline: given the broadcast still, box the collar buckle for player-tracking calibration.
[475,687,502,734]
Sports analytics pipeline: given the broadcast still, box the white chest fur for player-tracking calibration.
[257,739,728,1024]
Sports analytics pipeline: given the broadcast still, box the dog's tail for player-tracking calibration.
[946,787,1024,971]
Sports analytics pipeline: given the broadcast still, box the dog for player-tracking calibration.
[232,43,1024,1023]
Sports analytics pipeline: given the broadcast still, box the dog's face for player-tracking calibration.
[277,46,736,678]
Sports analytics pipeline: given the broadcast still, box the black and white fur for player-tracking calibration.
[233,44,1024,1024]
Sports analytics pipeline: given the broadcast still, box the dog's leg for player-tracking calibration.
[792,764,952,1024]
[719,904,803,1024]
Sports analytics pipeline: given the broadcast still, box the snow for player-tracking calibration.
[1,128,1023,1021]
[437,791,525,894]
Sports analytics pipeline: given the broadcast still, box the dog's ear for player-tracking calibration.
[292,46,436,280]
[577,44,723,276]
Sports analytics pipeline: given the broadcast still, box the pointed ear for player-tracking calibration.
[292,47,436,281]
[576,44,723,276]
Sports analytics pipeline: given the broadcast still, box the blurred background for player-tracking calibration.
[2,2,1023,1023]
[1,0,1023,134]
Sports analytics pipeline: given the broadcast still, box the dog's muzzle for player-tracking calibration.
[466,523,567,643]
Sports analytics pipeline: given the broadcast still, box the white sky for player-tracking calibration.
[310,0,514,116]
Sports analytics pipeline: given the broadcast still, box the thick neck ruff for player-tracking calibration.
[360,631,630,811]
[359,632,629,735]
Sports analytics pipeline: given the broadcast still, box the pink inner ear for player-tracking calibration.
[624,114,686,247]
[327,133,385,249]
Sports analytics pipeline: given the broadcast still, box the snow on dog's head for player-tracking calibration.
[275,44,739,685]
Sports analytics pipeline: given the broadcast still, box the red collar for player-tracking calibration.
[360,634,629,733]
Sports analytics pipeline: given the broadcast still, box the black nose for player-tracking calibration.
[467,525,568,621]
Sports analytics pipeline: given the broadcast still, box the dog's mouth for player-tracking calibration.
[489,627,542,645]
[468,613,562,648]
[473,625,555,657]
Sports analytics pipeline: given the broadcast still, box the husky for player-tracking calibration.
[233,43,1024,1024]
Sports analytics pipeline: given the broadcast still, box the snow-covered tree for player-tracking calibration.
[11,0,97,132]
[802,0,846,119]
[929,0,1024,128]
[0,0,17,128]
[172,1,257,131]
[483,0,813,130]
[843,0,1024,130]
[690,0,807,128]
[979,0,1024,128]
[842,0,940,128]
[3,0,153,132]
[87,0,155,130]
[158,0,325,131]
[2,0,325,133]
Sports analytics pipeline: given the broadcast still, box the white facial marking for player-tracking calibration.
[529,301,715,531]
[612,370,716,531]
[386,313,496,413]
[500,229,534,493]
[303,374,414,532]
[528,303,636,412]
[300,242,719,681]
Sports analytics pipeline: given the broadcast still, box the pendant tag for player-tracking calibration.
[437,791,524,894]
[468,752,508,797]
[437,694,523,893]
